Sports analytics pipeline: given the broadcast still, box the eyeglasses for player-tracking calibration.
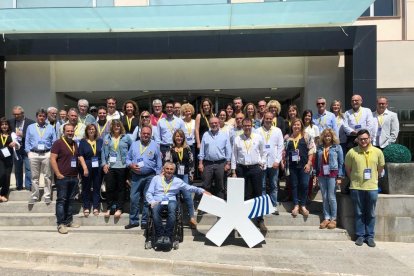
[316,103,326,106]
[359,137,370,141]
[141,115,150,118]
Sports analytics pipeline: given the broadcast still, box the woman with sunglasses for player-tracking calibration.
[164,129,197,228]
[78,124,103,217]
[0,117,20,202]
[101,120,132,218]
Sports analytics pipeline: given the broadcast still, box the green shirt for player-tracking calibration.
[345,145,385,190]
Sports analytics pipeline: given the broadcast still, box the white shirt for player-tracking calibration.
[304,125,320,141]
[343,107,374,136]
[257,126,284,168]
[231,133,266,169]
[183,119,195,146]
[106,110,123,121]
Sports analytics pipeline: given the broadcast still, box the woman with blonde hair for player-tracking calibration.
[267,100,286,135]
[101,120,132,218]
[330,100,347,154]
[314,128,344,229]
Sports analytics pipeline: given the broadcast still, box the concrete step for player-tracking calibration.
[0,211,323,227]
[0,225,349,241]
[7,190,58,201]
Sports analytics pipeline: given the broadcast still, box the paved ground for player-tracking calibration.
[0,230,412,275]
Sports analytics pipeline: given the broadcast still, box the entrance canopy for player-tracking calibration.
[0,0,374,34]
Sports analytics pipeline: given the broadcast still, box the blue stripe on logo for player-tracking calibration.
[261,195,265,216]
[248,197,257,219]
[255,196,262,218]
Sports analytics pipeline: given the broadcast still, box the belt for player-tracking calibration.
[204,159,226,164]
[237,163,259,169]
[31,149,50,154]
[160,144,172,148]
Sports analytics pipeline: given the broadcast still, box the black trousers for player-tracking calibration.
[202,160,225,199]
[105,168,127,211]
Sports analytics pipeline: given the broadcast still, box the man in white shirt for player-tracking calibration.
[106,97,123,121]
[258,112,284,215]
[372,96,399,149]
[343,94,374,151]
[231,118,267,231]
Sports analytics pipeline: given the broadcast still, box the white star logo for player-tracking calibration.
[198,177,274,248]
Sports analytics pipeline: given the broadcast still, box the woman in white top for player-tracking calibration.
[302,109,320,144]
[131,111,157,141]
[218,109,231,138]
[330,100,347,151]
[181,103,196,158]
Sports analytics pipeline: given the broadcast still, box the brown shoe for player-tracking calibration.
[327,220,337,229]
[291,205,299,217]
[189,218,197,229]
[319,220,330,229]
[258,221,268,232]
[300,207,309,217]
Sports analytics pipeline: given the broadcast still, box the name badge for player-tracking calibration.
[71,157,77,168]
[1,147,11,158]
[291,150,300,162]
[137,158,145,168]
[364,168,372,180]
[37,141,45,151]
[161,196,169,205]
[91,157,99,168]
[355,125,362,130]
[265,144,271,149]
[177,165,185,176]
[323,165,330,175]
[187,137,193,141]
[109,153,117,163]
[377,127,382,133]
[245,155,252,164]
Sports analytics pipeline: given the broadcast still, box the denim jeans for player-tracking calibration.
[262,167,279,206]
[318,176,337,220]
[176,174,195,218]
[13,151,31,190]
[129,173,154,225]
[152,200,178,239]
[289,166,310,206]
[56,176,78,226]
[350,189,378,240]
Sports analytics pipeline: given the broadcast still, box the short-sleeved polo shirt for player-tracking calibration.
[345,145,385,190]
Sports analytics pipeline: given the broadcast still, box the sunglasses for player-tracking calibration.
[141,115,150,118]
[316,103,326,106]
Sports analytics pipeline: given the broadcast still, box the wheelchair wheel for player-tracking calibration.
[145,241,152,250]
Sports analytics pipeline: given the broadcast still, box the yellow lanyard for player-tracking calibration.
[336,116,342,126]
[87,139,96,156]
[323,147,329,163]
[292,134,302,150]
[74,123,81,137]
[377,114,384,127]
[261,127,272,144]
[161,177,173,194]
[112,136,120,151]
[318,115,326,126]
[353,108,362,124]
[243,134,254,153]
[202,114,211,129]
[272,117,277,127]
[165,118,176,134]
[184,121,192,136]
[97,121,108,137]
[176,147,183,162]
[62,137,75,156]
[1,134,8,147]
[35,124,46,139]
[139,143,148,155]
[79,117,86,124]
[363,150,371,168]
[126,116,133,132]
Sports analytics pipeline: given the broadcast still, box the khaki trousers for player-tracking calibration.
[28,151,52,200]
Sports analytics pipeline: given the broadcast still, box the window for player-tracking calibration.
[361,0,398,17]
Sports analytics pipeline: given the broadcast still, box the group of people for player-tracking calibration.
[0,94,398,246]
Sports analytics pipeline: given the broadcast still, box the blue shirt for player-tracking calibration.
[126,140,162,175]
[313,111,338,136]
[198,130,231,161]
[155,116,186,145]
[25,123,57,152]
[146,175,204,204]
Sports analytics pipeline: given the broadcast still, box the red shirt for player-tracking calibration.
[51,138,79,177]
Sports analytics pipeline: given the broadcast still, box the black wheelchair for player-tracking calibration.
[144,201,184,250]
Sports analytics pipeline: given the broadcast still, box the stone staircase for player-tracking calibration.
[0,185,350,242]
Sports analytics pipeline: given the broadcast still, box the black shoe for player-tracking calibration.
[156,236,164,246]
[366,238,376,248]
[141,223,147,230]
[124,223,139,230]
[355,237,364,246]
[258,221,268,232]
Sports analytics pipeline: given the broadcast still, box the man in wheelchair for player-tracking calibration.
[146,162,211,248]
